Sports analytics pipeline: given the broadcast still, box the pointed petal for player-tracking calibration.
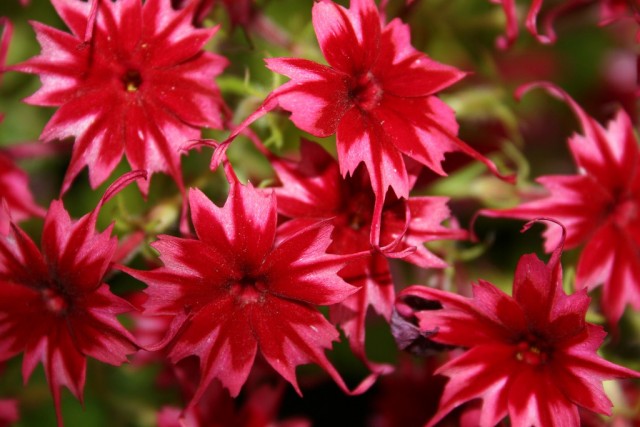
[267,220,357,306]
[265,58,352,137]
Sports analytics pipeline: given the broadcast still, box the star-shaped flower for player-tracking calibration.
[266,0,511,234]
[124,164,375,407]
[484,82,640,324]
[0,171,144,425]
[399,220,639,427]
[13,0,228,194]
[214,0,511,245]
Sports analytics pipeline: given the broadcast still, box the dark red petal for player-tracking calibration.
[394,196,467,269]
[550,363,615,416]
[272,139,343,219]
[142,0,216,67]
[267,220,357,306]
[252,296,351,395]
[507,369,579,427]
[69,286,137,365]
[311,0,378,74]
[50,0,90,38]
[265,58,352,137]
[127,236,233,315]
[42,200,118,295]
[336,107,408,200]
[44,325,87,426]
[170,294,257,400]
[375,96,455,177]
[0,281,46,361]
[189,182,277,273]
[471,280,527,335]
[0,224,48,288]
[375,19,466,97]
[575,223,615,291]
[428,344,516,427]
[512,253,558,330]
[401,285,510,347]
[601,230,640,324]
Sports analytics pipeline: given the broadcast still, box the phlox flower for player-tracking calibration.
[484,82,640,325]
[0,171,145,425]
[215,0,511,245]
[399,220,639,427]
[124,163,376,409]
[12,0,228,194]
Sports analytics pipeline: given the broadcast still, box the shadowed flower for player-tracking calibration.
[12,0,228,195]
[484,82,640,325]
[124,164,376,409]
[270,139,466,368]
[0,171,145,426]
[399,220,639,427]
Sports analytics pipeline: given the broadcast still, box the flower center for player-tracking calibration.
[122,69,143,92]
[344,190,374,232]
[612,195,638,228]
[42,288,68,315]
[230,276,267,305]
[515,340,550,366]
[349,71,383,111]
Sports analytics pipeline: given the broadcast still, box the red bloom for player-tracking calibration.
[266,0,511,226]
[270,139,466,366]
[399,221,639,427]
[0,171,144,425]
[215,0,511,244]
[124,165,375,407]
[13,0,228,194]
[484,82,640,324]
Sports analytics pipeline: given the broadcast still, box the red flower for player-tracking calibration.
[0,171,144,425]
[124,164,375,407]
[215,0,511,245]
[266,0,511,228]
[399,220,639,427]
[484,82,640,324]
[270,139,466,367]
[13,0,228,194]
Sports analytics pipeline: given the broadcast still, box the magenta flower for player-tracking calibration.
[484,82,640,325]
[124,165,375,407]
[399,221,639,427]
[270,139,466,366]
[266,0,511,220]
[216,0,511,244]
[13,0,228,194]
[0,171,144,425]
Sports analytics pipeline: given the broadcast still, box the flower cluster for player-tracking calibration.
[0,0,638,426]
